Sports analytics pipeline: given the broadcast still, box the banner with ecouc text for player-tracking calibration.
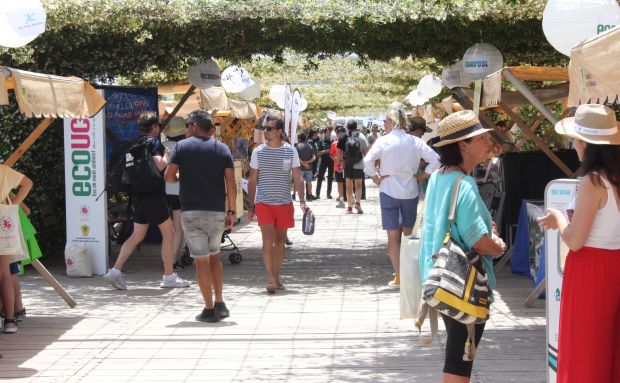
[63,103,108,275]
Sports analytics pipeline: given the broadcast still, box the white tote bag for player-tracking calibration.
[400,235,423,319]
[0,199,29,263]
[65,244,93,277]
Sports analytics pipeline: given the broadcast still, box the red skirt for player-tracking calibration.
[557,246,620,383]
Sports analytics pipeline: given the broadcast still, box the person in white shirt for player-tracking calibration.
[363,107,440,287]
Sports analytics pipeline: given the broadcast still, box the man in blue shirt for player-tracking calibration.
[165,110,237,323]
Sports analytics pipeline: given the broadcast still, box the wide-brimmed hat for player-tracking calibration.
[434,110,492,147]
[555,104,620,145]
[162,116,186,138]
[409,117,433,133]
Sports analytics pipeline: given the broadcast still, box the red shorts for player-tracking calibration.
[255,203,294,229]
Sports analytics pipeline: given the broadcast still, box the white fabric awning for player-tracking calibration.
[1,67,106,118]
[568,26,620,106]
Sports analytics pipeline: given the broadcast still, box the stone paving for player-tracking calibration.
[0,181,546,382]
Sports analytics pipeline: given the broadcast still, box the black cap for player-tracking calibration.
[409,117,432,133]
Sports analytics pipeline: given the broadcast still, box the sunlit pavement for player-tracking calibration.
[3,180,546,382]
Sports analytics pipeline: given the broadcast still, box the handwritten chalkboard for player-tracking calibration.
[103,87,158,161]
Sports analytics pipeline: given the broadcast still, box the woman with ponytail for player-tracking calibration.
[363,104,440,287]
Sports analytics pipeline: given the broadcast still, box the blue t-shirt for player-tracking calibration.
[419,171,496,290]
[169,136,234,212]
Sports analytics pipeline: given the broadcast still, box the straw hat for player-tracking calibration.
[434,110,492,147]
[163,116,187,138]
[555,104,620,145]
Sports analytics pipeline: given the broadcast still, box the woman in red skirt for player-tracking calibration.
[538,104,620,383]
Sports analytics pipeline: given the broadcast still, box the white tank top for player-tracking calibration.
[585,176,620,249]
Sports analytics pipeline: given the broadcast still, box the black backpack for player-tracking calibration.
[123,137,163,193]
[344,132,362,166]
[106,140,135,194]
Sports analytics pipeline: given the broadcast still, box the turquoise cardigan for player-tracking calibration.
[419,171,496,291]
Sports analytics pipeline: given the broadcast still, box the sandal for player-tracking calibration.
[3,318,18,334]
[266,282,277,294]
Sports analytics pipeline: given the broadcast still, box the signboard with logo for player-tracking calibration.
[64,104,108,275]
[188,59,222,89]
[544,178,579,382]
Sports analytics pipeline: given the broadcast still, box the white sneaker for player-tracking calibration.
[336,200,345,208]
[104,269,127,290]
[160,273,191,288]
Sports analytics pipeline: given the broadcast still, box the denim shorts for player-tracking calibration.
[181,210,226,257]
[301,170,313,182]
[380,193,419,230]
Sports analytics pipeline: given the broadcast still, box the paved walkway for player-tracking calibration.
[1,181,546,382]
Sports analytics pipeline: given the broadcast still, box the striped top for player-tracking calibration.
[250,143,300,205]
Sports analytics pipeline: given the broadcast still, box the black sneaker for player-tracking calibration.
[196,308,219,323]
[214,302,230,319]
[326,195,333,199]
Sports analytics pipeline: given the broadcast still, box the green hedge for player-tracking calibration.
[0,0,565,83]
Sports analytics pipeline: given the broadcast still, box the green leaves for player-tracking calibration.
[0,0,564,85]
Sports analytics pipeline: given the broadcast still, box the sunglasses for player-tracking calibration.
[263,126,280,132]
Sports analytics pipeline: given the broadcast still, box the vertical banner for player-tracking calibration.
[64,101,108,276]
[290,89,301,145]
[544,179,579,382]
[284,84,292,139]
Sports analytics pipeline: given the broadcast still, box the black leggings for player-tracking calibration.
[441,314,486,377]
[315,157,334,197]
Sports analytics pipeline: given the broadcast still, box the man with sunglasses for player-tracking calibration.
[165,110,236,322]
[247,112,307,294]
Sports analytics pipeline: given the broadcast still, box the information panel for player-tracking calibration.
[544,179,578,382]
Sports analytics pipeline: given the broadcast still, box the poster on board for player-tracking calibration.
[545,178,579,382]
[103,87,159,160]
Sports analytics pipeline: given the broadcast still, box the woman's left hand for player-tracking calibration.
[537,208,564,230]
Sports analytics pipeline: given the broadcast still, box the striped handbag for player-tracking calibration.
[416,175,490,361]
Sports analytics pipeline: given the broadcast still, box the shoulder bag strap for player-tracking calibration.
[447,174,465,223]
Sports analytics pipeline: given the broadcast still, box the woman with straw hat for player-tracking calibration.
[538,104,620,383]
[419,110,506,382]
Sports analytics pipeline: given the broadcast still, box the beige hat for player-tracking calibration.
[555,104,620,145]
[163,116,187,138]
[434,110,492,147]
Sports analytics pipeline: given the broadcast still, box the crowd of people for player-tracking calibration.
[3,100,617,382]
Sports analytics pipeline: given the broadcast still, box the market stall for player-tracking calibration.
[0,66,107,307]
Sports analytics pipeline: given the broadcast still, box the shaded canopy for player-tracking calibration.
[0,0,565,84]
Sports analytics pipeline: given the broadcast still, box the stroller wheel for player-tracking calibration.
[181,246,194,266]
[229,252,242,264]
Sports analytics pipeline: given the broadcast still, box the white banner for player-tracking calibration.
[290,89,301,145]
[64,104,108,275]
[544,179,579,383]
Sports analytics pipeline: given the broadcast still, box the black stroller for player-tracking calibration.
[180,228,242,265]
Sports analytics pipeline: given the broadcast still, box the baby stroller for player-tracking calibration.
[180,228,242,265]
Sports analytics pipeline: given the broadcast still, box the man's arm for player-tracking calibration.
[164,164,179,183]
[224,167,237,227]
[292,167,308,212]
[247,168,258,221]
[152,145,170,172]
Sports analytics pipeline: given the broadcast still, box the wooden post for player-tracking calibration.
[4,117,55,167]
[31,260,77,308]
[160,85,196,129]
[453,88,516,150]
[499,103,574,177]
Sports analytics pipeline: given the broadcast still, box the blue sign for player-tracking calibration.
[103,87,158,161]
